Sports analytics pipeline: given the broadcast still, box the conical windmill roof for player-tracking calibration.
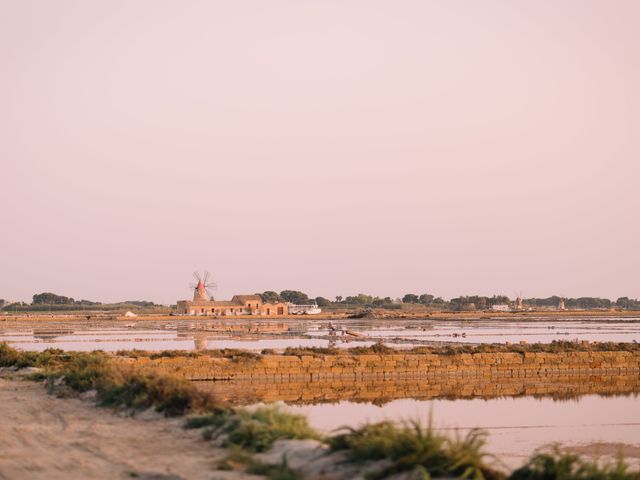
[193,281,209,302]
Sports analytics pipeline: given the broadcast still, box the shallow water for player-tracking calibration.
[3,315,639,469]
[2,316,639,351]
[284,394,640,469]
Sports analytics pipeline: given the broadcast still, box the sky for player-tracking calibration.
[1,0,639,304]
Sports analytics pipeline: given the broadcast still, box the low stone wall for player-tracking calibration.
[197,373,640,405]
[114,350,640,383]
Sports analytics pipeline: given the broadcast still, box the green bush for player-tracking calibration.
[247,457,302,480]
[0,343,68,369]
[223,406,322,452]
[54,352,110,392]
[510,449,640,480]
[0,342,24,367]
[96,368,223,416]
[0,343,222,417]
[330,420,503,479]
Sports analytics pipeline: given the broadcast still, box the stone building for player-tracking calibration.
[176,294,288,316]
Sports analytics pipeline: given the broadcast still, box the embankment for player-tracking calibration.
[113,350,640,404]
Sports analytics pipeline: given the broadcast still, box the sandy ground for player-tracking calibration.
[0,375,254,480]
[1,372,638,479]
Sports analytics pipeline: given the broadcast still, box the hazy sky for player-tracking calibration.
[1,1,639,304]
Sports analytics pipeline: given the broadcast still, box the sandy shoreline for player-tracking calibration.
[1,371,639,478]
[0,374,251,480]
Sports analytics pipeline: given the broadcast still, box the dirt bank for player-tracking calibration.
[0,375,250,480]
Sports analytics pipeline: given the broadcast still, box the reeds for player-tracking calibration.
[186,405,323,452]
[330,419,503,479]
[510,448,640,480]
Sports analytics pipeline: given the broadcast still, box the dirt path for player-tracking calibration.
[0,376,252,480]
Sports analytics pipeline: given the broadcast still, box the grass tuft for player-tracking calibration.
[1,343,223,417]
[184,410,232,430]
[247,456,302,480]
[330,419,503,479]
[509,448,640,480]
[185,405,322,452]
[95,367,221,416]
[222,406,322,453]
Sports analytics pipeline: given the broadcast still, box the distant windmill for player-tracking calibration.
[515,291,524,310]
[190,271,217,302]
[558,296,566,311]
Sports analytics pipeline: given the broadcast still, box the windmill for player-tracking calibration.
[190,271,217,302]
[558,296,566,311]
[515,291,524,310]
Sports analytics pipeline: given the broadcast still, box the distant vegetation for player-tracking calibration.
[112,341,640,361]
[0,292,161,312]
[254,291,640,311]
[525,296,613,309]
[2,290,640,313]
[255,290,311,305]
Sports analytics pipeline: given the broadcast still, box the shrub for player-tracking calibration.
[223,406,322,452]
[350,342,395,355]
[282,347,339,356]
[247,457,302,480]
[0,343,68,369]
[0,342,24,367]
[96,367,223,416]
[330,420,503,479]
[0,343,222,417]
[184,410,233,430]
[510,448,640,480]
[59,352,111,392]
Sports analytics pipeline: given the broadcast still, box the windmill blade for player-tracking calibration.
[193,271,201,282]
[206,281,218,290]
[204,270,210,283]
[204,287,216,300]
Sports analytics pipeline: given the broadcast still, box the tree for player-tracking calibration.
[315,297,331,307]
[418,294,434,306]
[279,290,309,305]
[335,296,343,303]
[32,292,74,305]
[616,297,630,308]
[257,291,282,303]
[616,297,640,309]
[345,294,374,305]
[125,300,156,307]
[476,297,488,310]
[402,293,419,304]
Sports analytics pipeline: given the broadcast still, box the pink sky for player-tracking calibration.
[1,1,639,304]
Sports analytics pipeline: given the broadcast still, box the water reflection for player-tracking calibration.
[2,317,640,352]
[287,395,640,470]
[193,373,640,469]
[196,374,640,406]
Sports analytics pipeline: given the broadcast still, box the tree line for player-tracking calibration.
[3,291,640,311]
[254,291,640,311]
[0,292,158,311]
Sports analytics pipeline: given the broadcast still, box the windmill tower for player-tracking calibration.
[190,271,217,302]
[515,291,524,310]
[558,297,566,311]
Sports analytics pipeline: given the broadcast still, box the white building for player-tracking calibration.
[288,304,322,315]
[491,304,510,312]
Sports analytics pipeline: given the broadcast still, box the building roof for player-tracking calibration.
[231,295,263,304]
[184,300,240,307]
